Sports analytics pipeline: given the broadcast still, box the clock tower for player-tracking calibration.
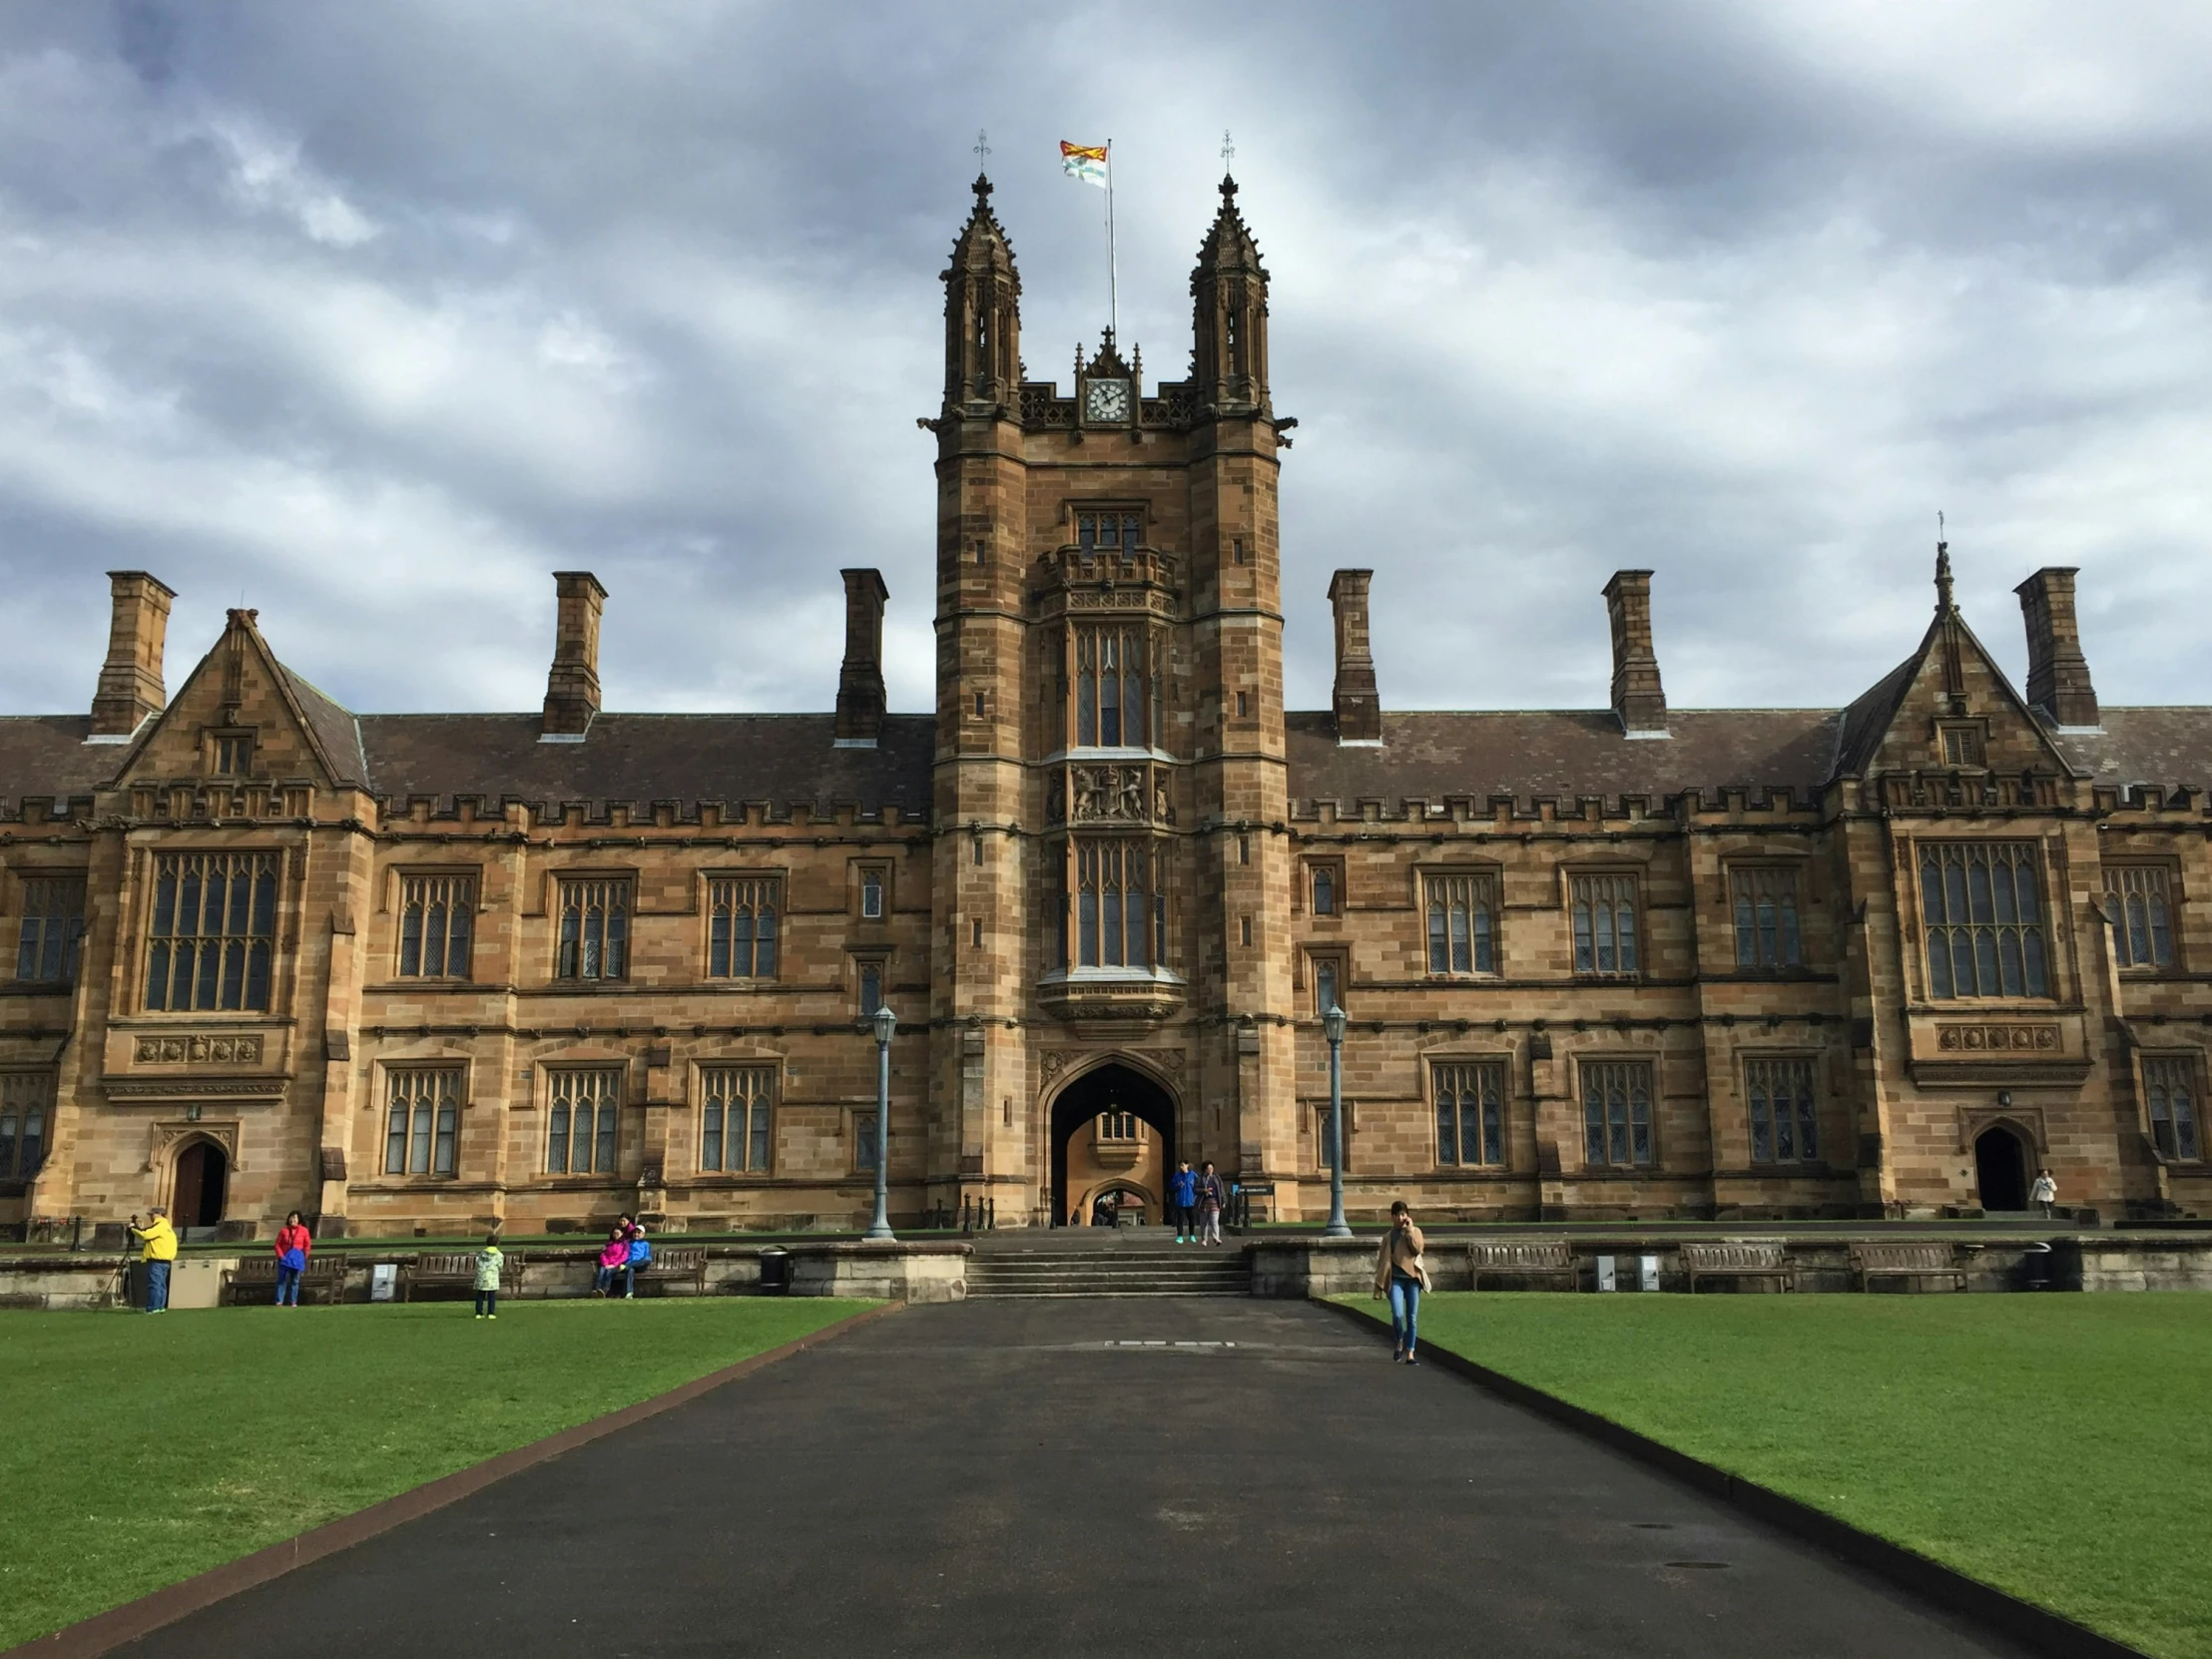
[924,171,1299,1226]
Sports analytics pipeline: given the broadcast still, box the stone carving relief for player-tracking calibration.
[146,1119,243,1174]
[1068,766,1172,826]
[1936,1024,2060,1053]
[136,1034,264,1065]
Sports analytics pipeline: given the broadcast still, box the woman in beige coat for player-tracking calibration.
[1372,1201,1429,1365]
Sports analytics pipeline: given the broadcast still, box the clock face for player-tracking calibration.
[1084,378,1131,422]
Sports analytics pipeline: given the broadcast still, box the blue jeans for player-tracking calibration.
[275,1265,303,1306]
[145,1260,172,1313]
[1388,1273,1421,1356]
[595,1264,635,1296]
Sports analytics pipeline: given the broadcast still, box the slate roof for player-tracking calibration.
[281,669,370,789]
[0,716,113,811]
[2055,711,2212,795]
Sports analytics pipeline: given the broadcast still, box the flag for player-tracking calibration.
[1060,141,1108,189]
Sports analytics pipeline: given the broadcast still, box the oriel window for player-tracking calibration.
[2143,1056,2201,1162]
[1581,1060,1654,1168]
[15,875,86,984]
[701,1066,773,1172]
[145,851,277,1011]
[556,878,630,982]
[1570,874,1639,975]
[1076,511,1141,552]
[709,877,780,978]
[1919,842,2048,998]
[1073,623,1156,749]
[2106,866,2175,970]
[1745,1057,1819,1164]
[1434,1061,1505,1167]
[0,1070,52,1180]
[1731,867,1803,970]
[383,1067,460,1177]
[1076,839,1154,969]
[1425,874,1496,975]
[547,1068,622,1175]
[397,874,473,979]
[1099,1110,1139,1141]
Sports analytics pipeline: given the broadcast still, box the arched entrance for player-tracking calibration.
[1049,1062,1177,1228]
[1973,1125,2029,1213]
[172,1139,229,1230]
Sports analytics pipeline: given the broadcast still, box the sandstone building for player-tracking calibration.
[2,174,2207,1239]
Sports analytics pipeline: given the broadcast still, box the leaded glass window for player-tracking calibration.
[1076,511,1141,552]
[1313,956,1341,1018]
[2144,1056,2201,1162]
[547,1068,621,1175]
[383,1068,460,1177]
[1312,865,1336,915]
[145,851,277,1011]
[857,961,883,1016]
[1075,840,1154,968]
[2106,866,2175,971]
[1731,867,1803,970]
[15,875,86,984]
[709,878,780,978]
[853,1111,879,1172]
[397,874,473,979]
[1581,1060,1654,1167]
[1745,1057,1819,1164]
[0,1071,52,1180]
[555,878,629,982]
[1072,623,1158,749]
[701,1066,773,1172]
[1434,1061,1505,1167]
[1425,874,1496,975]
[860,868,884,919]
[1919,842,2048,999]
[1570,874,1639,975]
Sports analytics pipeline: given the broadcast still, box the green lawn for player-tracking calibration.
[1360,1294,2212,1659]
[0,1298,868,1648]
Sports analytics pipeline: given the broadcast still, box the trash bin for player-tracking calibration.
[2017,1241,2054,1291]
[759,1248,791,1296]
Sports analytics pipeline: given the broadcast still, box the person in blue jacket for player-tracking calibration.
[1168,1161,1199,1243]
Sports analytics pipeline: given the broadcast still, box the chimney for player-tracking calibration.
[1603,570,1668,737]
[1328,569,1382,745]
[540,571,606,740]
[833,568,889,747]
[2015,567,2099,730]
[89,570,176,741]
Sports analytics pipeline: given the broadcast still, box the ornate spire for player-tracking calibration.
[941,172,1021,413]
[1191,174,1270,414]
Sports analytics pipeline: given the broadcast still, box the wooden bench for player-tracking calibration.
[630,1247,710,1297]
[221,1255,348,1306]
[1469,1241,1578,1291]
[1851,1241,1968,1293]
[400,1252,520,1302]
[1680,1240,1796,1294]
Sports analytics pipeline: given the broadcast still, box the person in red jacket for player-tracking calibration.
[274,1211,312,1307]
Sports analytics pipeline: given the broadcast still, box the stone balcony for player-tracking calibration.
[1035,967,1187,1024]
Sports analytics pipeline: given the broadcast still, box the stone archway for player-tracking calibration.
[1973,1123,2030,1213]
[1048,1061,1177,1228]
[171,1137,229,1230]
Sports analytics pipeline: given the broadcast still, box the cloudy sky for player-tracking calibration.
[2,1,2207,725]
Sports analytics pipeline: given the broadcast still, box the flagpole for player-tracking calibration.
[1106,139,1117,341]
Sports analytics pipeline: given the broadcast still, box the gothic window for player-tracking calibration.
[853,1111,879,1172]
[211,733,253,776]
[1073,624,1156,749]
[555,878,630,981]
[1731,867,1803,970]
[0,1071,53,1180]
[1570,874,1639,975]
[1312,865,1336,916]
[2106,866,2176,971]
[1434,1061,1505,1168]
[2142,1056,2201,1161]
[1425,874,1496,975]
[383,1068,460,1177]
[547,1068,622,1175]
[145,851,277,1012]
[1312,954,1343,1018]
[1919,842,2048,999]
[709,877,780,978]
[859,867,885,920]
[15,875,86,984]
[1745,1057,1819,1164]
[1581,1060,1654,1168]
[1076,511,1141,552]
[1075,839,1155,969]
[397,874,473,979]
[1938,725,1985,768]
[702,1066,773,1172]
[857,960,884,1016]
[1099,1110,1139,1141]
[1316,1105,1348,1171]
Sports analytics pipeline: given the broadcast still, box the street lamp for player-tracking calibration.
[865,1002,897,1242]
[1323,1002,1352,1239]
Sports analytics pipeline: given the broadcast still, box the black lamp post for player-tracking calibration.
[1323,1002,1352,1239]
[866,1003,897,1242]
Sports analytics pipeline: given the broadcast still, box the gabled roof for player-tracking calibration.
[279,667,369,788]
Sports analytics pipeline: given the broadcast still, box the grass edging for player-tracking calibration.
[1,1301,902,1659]
[1320,1300,2146,1659]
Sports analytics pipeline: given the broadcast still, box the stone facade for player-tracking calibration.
[2,175,2208,1239]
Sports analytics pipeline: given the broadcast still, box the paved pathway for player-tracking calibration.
[119,1300,2034,1658]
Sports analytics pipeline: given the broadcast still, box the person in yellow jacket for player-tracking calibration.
[128,1208,179,1313]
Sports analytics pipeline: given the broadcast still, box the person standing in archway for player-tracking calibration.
[1196,1161,1228,1247]
[1373,1202,1429,1365]
[273,1211,312,1308]
[2030,1167,2058,1220]
[1169,1160,1199,1244]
